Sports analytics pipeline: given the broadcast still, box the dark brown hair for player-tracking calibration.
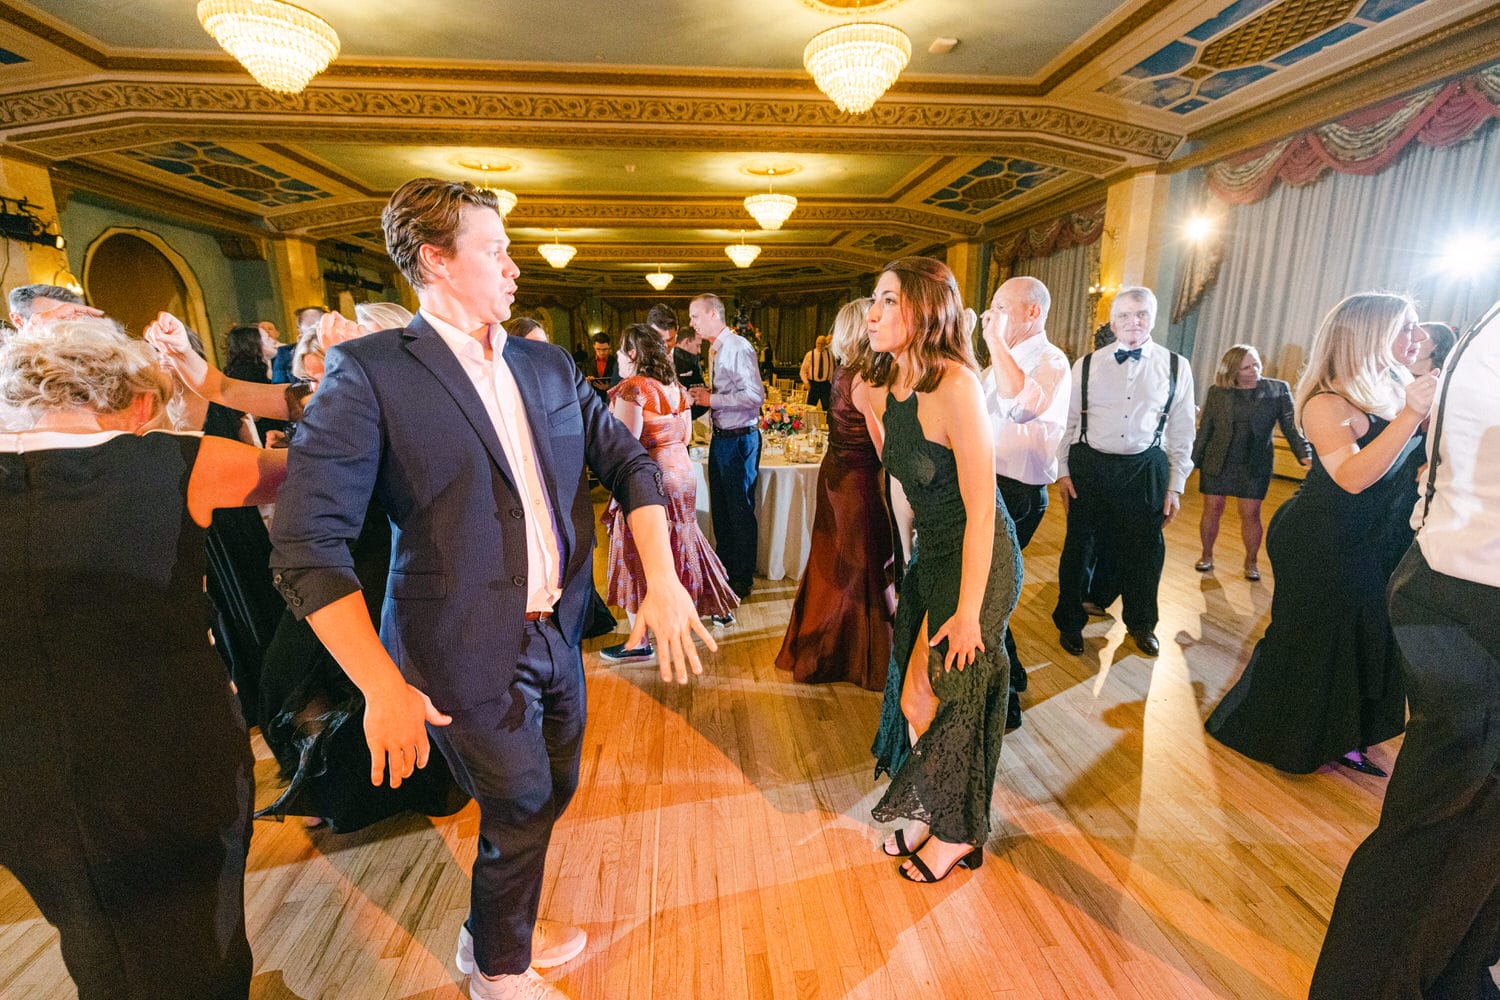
[646,303,678,331]
[866,256,975,392]
[382,178,501,289]
[620,322,676,385]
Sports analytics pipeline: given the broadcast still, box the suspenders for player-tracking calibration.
[1078,348,1179,449]
[1416,300,1500,526]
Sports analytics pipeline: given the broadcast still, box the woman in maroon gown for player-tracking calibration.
[775,298,895,689]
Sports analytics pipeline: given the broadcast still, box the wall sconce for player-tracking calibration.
[1087,280,1118,298]
[0,196,66,250]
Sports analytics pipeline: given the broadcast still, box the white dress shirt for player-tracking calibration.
[708,328,765,431]
[981,329,1071,485]
[1057,339,1197,494]
[1413,303,1500,587]
[424,310,562,613]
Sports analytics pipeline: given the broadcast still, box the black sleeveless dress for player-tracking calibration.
[1205,413,1424,772]
[870,392,1022,847]
[0,430,254,999]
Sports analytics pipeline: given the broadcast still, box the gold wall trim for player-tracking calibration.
[0,81,1178,161]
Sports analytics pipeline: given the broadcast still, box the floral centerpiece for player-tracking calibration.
[761,402,804,435]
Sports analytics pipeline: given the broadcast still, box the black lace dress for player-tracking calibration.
[870,392,1022,847]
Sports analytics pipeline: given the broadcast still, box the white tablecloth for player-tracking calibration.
[693,453,821,582]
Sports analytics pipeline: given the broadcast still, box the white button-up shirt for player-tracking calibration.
[981,329,1071,486]
[1057,340,1197,494]
[1413,303,1500,587]
[424,310,562,612]
[708,328,765,431]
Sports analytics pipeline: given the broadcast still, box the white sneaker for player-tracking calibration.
[456,920,588,975]
[468,967,568,1000]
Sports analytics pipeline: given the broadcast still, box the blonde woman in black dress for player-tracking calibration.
[1192,344,1311,580]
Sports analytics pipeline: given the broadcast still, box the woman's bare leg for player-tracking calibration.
[1198,494,1225,566]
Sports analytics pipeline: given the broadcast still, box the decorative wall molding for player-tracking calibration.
[0,81,1178,162]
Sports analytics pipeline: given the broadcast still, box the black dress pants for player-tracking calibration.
[1309,547,1500,999]
[428,617,587,976]
[997,475,1048,691]
[1053,444,1168,635]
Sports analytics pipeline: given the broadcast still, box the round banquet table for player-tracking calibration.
[692,451,821,582]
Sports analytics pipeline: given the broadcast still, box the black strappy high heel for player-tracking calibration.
[898,845,983,883]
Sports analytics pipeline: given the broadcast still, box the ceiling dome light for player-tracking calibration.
[725,233,762,268]
[645,266,674,291]
[197,0,340,95]
[802,20,911,114]
[538,231,576,268]
[485,188,518,217]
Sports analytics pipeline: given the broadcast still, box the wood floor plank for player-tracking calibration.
[6,475,1469,999]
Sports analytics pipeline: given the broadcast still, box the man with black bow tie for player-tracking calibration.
[1052,286,1195,658]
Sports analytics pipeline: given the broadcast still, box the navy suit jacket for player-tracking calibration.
[270,313,664,711]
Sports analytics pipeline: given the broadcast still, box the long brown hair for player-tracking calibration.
[865,256,975,392]
[620,322,676,385]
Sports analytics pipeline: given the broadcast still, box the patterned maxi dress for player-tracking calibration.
[871,391,1022,847]
[604,376,738,617]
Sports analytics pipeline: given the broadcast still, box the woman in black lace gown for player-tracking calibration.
[864,257,1022,883]
[0,319,287,998]
[1206,293,1438,776]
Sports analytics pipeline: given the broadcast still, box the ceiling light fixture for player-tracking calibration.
[803,19,911,114]
[538,230,576,269]
[197,0,340,95]
[645,266,674,291]
[744,167,797,231]
[725,232,762,268]
[484,188,518,216]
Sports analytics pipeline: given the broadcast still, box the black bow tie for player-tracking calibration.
[1115,347,1142,364]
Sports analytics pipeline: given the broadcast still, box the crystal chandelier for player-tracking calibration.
[538,231,576,269]
[803,21,911,114]
[484,188,518,217]
[725,233,762,269]
[744,167,797,231]
[197,0,341,95]
[645,266,673,291]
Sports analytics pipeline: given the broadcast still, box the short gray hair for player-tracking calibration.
[7,283,85,321]
[354,301,414,333]
[1111,286,1158,317]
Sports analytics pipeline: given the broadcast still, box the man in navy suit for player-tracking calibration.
[270,179,712,1000]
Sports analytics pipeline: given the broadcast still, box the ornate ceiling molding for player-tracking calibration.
[506,243,886,268]
[0,80,1176,164]
[264,196,984,239]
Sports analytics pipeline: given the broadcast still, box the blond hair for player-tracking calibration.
[1294,292,1412,423]
[0,317,178,428]
[1214,344,1260,388]
[828,297,872,367]
[290,328,325,381]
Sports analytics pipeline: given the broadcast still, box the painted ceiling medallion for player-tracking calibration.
[798,0,908,13]
[803,20,912,115]
[454,156,521,174]
[196,0,340,95]
[739,162,803,179]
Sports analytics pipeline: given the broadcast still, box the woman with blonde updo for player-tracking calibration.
[0,317,287,998]
[1206,293,1437,777]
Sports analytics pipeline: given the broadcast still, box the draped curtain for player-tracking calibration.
[1013,241,1098,361]
[1190,120,1500,398]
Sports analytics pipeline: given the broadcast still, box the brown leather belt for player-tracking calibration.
[524,610,552,621]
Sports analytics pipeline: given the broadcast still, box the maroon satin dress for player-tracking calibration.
[774,364,895,689]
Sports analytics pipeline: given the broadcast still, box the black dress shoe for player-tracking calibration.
[1009,662,1028,694]
[1059,631,1085,655]
[1127,630,1160,656]
[1337,753,1388,778]
[1005,690,1023,733]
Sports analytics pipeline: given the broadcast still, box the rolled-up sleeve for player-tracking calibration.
[268,346,381,619]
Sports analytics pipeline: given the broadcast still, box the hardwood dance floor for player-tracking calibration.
[0,476,1417,999]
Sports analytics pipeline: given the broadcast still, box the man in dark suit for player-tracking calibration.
[270,179,712,1000]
